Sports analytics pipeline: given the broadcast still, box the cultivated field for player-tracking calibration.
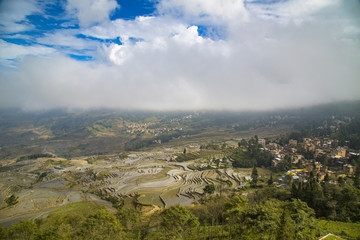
[0,144,267,226]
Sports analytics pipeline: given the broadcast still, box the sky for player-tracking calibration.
[0,0,359,111]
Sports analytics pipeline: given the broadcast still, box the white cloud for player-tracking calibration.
[157,0,249,25]
[0,0,359,110]
[1,14,359,111]
[172,25,205,46]
[246,0,341,24]
[0,40,55,67]
[106,44,131,65]
[36,30,99,51]
[0,55,206,110]
[66,0,119,27]
[0,0,40,33]
[82,16,186,42]
[101,24,228,66]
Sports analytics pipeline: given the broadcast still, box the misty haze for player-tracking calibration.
[0,0,360,239]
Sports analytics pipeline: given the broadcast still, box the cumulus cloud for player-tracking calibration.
[0,0,359,111]
[83,16,186,42]
[67,0,119,27]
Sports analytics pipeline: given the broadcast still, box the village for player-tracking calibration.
[259,136,359,184]
[124,114,192,135]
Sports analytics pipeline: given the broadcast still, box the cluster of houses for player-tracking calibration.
[124,115,194,135]
[125,122,182,135]
[259,137,358,182]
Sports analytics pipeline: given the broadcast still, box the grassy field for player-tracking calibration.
[135,167,172,185]
[138,193,164,207]
[317,219,360,239]
[50,201,106,217]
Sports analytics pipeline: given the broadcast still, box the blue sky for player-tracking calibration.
[0,0,359,110]
[0,0,158,63]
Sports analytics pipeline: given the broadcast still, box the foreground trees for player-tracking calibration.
[291,172,360,222]
[147,206,199,239]
[2,209,127,240]
[225,197,317,239]
[0,197,322,240]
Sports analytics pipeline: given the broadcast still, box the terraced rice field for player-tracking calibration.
[0,147,256,225]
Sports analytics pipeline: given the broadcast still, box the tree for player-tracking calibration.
[306,171,324,211]
[291,181,300,199]
[232,152,254,168]
[79,209,125,240]
[267,174,273,186]
[117,208,141,230]
[159,206,199,239]
[238,139,247,147]
[192,195,227,226]
[203,184,216,194]
[0,225,5,240]
[225,199,284,238]
[354,167,360,189]
[338,176,345,186]
[214,158,220,168]
[132,192,141,210]
[324,173,330,182]
[5,194,18,206]
[251,166,258,186]
[316,154,328,166]
[227,198,317,239]
[277,210,295,240]
[278,155,292,171]
[5,220,36,240]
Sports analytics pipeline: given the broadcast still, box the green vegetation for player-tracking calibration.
[48,201,106,216]
[148,205,199,239]
[2,165,359,239]
[231,137,273,168]
[203,184,216,194]
[277,119,360,152]
[337,120,360,150]
[96,170,112,180]
[2,193,359,239]
[1,102,360,239]
[1,151,360,239]
[3,208,126,240]
[251,165,258,186]
[5,194,18,206]
[16,153,54,162]
[291,175,360,222]
[175,152,199,162]
[318,220,360,239]
[267,174,273,186]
